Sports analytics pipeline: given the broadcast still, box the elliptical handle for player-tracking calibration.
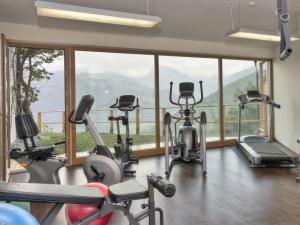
[195,80,204,105]
[133,97,140,109]
[169,82,179,106]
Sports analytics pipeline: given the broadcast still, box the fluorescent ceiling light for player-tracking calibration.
[228,28,300,42]
[35,1,162,28]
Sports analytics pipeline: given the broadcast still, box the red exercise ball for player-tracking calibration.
[66,183,113,225]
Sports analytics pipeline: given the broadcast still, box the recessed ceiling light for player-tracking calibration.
[248,2,255,7]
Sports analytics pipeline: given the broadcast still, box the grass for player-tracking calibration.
[39,132,156,155]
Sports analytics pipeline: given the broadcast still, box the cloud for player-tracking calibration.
[45,51,258,80]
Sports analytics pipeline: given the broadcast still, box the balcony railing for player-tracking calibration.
[36,104,265,136]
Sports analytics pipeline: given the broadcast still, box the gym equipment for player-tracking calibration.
[66,183,113,225]
[277,0,292,60]
[164,81,207,177]
[237,90,298,166]
[0,203,40,225]
[10,113,67,184]
[69,95,135,185]
[0,173,176,225]
[109,95,139,174]
[69,95,122,185]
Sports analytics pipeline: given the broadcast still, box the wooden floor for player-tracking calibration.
[12,147,300,225]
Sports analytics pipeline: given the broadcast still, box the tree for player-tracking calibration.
[224,81,259,137]
[11,48,64,113]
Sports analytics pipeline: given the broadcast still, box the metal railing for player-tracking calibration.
[36,104,265,134]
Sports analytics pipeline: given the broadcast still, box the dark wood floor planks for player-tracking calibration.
[12,147,300,225]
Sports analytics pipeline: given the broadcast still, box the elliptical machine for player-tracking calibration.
[164,81,207,177]
[109,95,139,173]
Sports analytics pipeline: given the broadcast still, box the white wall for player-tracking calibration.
[0,21,274,58]
[273,45,300,153]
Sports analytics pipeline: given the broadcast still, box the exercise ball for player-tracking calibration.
[0,203,40,225]
[66,183,113,225]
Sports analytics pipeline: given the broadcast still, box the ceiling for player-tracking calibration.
[0,0,300,46]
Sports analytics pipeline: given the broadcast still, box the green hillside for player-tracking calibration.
[200,72,259,138]
[204,72,257,105]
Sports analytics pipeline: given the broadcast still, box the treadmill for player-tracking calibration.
[237,90,298,166]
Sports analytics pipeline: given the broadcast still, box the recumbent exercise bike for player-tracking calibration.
[164,81,207,177]
[10,113,67,184]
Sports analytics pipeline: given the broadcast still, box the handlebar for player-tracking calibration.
[110,98,119,109]
[108,116,125,121]
[54,141,66,146]
[272,102,281,109]
[147,174,176,198]
[110,97,140,111]
[68,111,86,125]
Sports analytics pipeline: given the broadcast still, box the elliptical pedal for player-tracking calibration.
[188,149,200,159]
[175,142,185,148]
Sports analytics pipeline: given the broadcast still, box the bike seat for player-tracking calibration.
[32,145,55,152]
[27,145,55,160]
[109,180,148,203]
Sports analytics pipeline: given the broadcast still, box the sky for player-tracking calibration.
[46,51,257,78]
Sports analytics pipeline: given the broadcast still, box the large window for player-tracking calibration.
[159,56,220,143]
[223,60,271,139]
[7,47,65,171]
[75,51,155,157]
[1,41,273,166]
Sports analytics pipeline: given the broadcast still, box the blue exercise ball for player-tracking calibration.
[0,203,40,225]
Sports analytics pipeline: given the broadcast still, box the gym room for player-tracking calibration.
[0,0,300,224]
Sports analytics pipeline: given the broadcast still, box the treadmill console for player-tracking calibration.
[246,90,260,98]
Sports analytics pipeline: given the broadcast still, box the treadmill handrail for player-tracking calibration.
[237,94,281,109]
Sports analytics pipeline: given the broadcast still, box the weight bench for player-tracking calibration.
[0,174,175,225]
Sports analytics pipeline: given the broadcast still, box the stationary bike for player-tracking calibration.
[109,95,139,174]
[69,95,136,185]
[10,113,67,184]
[164,81,207,177]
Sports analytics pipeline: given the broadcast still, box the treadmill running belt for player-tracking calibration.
[247,142,286,155]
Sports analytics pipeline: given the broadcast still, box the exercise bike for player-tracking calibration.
[109,95,139,174]
[69,95,136,185]
[164,81,207,177]
[10,113,67,184]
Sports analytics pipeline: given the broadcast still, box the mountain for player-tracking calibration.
[30,65,258,119]
[31,70,65,113]
[205,72,257,105]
